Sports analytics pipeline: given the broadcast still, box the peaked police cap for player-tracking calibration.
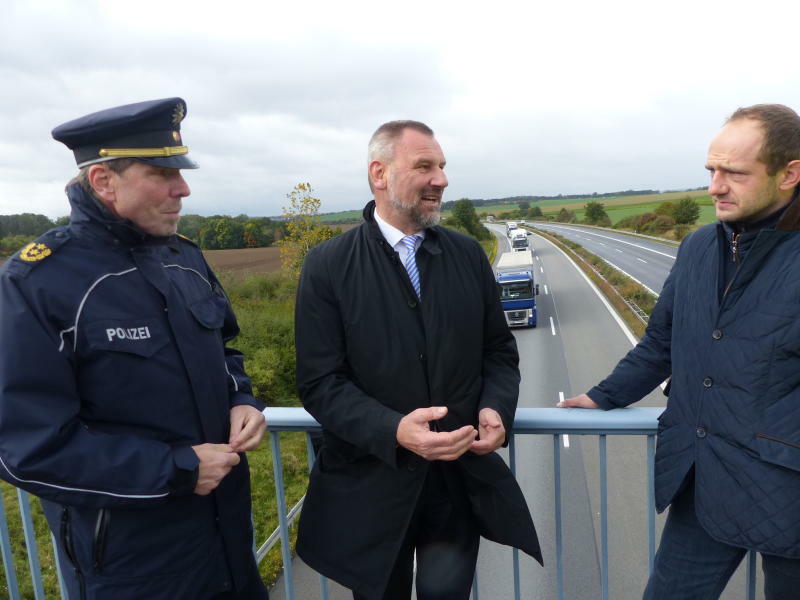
[52,97,198,169]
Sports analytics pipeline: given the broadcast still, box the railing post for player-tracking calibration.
[746,550,756,600]
[0,490,21,600]
[509,434,520,600]
[17,490,45,600]
[647,434,656,574]
[599,435,608,600]
[305,434,329,600]
[270,431,295,600]
[553,434,564,600]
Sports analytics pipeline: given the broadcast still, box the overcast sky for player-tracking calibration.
[2,0,798,219]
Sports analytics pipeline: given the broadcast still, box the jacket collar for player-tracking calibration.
[362,200,442,255]
[776,187,800,231]
[66,182,178,249]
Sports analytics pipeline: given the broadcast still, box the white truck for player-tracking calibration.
[496,250,539,327]
[509,228,530,252]
[505,221,518,237]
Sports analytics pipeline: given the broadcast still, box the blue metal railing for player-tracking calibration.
[261,406,759,600]
[0,407,759,600]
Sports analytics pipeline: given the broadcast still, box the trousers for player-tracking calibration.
[353,462,480,600]
[644,474,800,599]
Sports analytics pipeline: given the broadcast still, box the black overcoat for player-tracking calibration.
[295,202,541,597]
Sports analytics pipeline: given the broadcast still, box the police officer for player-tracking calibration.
[0,98,269,599]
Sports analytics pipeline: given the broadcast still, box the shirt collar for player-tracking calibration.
[373,208,426,249]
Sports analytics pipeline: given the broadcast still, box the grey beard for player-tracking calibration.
[389,197,441,229]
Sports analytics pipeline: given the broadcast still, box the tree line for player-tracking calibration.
[0,212,287,256]
[176,214,284,249]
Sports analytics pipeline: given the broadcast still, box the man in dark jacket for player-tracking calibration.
[559,104,800,599]
[0,98,268,599]
[294,120,541,600]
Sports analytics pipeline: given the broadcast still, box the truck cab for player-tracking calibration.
[510,228,529,252]
[495,250,539,328]
[505,221,517,237]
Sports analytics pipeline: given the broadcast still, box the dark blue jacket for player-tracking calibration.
[588,199,800,557]
[0,184,264,598]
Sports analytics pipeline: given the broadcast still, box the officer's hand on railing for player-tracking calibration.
[556,393,601,409]
[396,407,478,461]
[229,405,267,452]
[470,408,506,455]
[192,443,241,495]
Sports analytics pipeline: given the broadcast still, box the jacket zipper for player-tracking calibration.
[756,433,800,450]
[93,508,109,573]
[721,232,743,300]
[730,231,740,265]
[60,507,86,600]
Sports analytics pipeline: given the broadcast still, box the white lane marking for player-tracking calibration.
[532,229,669,391]
[615,248,623,253]
[603,260,659,297]
[536,256,541,262]
[560,392,570,447]
[637,258,647,263]
[544,284,549,295]
[540,266,544,274]
[535,234,638,347]
[550,316,556,336]
[597,242,606,246]
[544,225,676,259]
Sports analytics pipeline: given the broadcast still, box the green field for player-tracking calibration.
[568,193,715,225]
[317,190,713,226]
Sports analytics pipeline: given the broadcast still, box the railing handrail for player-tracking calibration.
[263,406,664,434]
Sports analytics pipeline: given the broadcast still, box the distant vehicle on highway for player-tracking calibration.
[496,250,539,327]
[510,228,530,252]
[506,221,518,237]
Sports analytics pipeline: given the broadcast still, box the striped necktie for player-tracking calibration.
[400,234,422,299]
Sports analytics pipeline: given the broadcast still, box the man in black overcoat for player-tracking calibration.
[294,120,541,599]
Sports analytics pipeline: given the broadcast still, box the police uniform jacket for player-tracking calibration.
[0,183,264,599]
[588,198,800,558]
[294,201,541,598]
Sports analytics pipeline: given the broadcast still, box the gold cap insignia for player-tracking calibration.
[172,130,181,143]
[171,103,185,125]
[19,242,52,262]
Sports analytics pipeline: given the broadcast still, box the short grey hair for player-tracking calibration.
[66,158,139,197]
[367,120,434,192]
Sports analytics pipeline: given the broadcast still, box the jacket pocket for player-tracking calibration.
[187,295,226,330]
[756,433,800,472]
[85,317,168,357]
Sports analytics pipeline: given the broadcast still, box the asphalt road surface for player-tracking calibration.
[528,222,677,295]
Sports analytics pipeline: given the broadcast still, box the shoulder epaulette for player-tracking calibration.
[5,227,71,276]
[176,234,199,248]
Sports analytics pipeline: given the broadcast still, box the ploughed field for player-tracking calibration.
[0,249,282,272]
[203,246,282,276]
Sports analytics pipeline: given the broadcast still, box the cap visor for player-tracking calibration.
[136,155,198,169]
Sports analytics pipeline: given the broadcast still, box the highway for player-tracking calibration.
[272,224,758,599]
[476,224,666,599]
[478,224,756,600]
[528,222,677,295]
